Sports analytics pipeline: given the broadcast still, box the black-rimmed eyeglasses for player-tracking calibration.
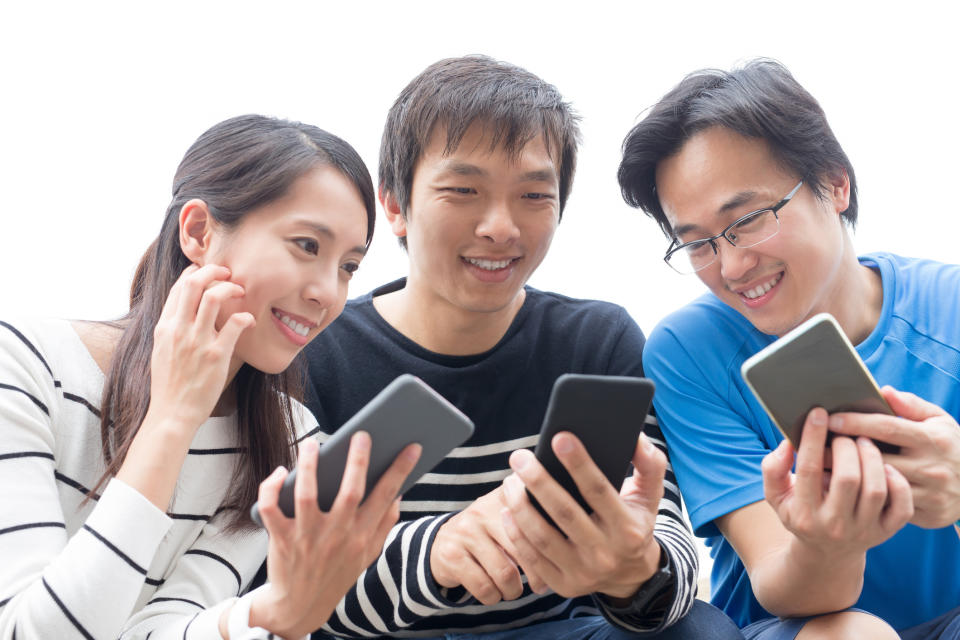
[663,180,804,274]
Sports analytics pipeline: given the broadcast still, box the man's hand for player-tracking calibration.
[826,386,960,529]
[763,407,914,558]
[430,486,543,605]
[498,432,664,601]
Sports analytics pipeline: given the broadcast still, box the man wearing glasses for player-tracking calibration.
[617,59,960,639]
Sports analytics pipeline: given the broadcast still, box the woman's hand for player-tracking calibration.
[147,263,254,428]
[249,433,421,638]
[117,263,255,511]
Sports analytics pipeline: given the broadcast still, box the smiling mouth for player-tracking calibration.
[462,256,519,271]
[739,272,784,300]
[271,309,315,337]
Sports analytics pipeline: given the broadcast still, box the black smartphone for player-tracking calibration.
[251,374,474,526]
[740,313,898,453]
[531,374,655,526]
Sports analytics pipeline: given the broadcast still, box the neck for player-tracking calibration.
[373,279,526,356]
[821,236,884,345]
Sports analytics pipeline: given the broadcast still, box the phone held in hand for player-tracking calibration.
[251,374,474,526]
[531,374,655,525]
[740,312,898,453]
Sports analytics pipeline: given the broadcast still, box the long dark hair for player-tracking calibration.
[95,114,375,531]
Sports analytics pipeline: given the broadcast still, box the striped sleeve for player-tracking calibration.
[0,321,173,640]
[592,413,699,632]
[319,513,462,637]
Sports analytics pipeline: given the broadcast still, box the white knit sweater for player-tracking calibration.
[0,317,310,639]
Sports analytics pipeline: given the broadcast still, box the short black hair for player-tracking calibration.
[379,55,581,247]
[618,58,858,237]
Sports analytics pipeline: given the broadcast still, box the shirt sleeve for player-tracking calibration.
[642,319,770,538]
[589,312,699,632]
[0,321,172,640]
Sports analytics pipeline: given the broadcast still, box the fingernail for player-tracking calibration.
[641,432,655,454]
[509,450,529,471]
[828,415,843,429]
[554,434,573,455]
[353,431,371,451]
[811,410,827,427]
[405,443,422,461]
[273,465,287,477]
[502,474,520,499]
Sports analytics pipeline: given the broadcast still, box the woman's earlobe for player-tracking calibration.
[179,199,214,262]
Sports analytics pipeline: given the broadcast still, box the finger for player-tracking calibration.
[762,439,796,509]
[501,473,570,567]
[823,436,861,516]
[257,465,292,536]
[158,264,200,323]
[214,311,256,354]
[829,412,922,449]
[459,553,509,606]
[881,463,915,532]
[499,505,560,594]
[625,433,667,511]
[882,386,946,422]
[175,263,231,325]
[195,281,245,331]
[358,443,421,530]
[854,437,888,526]
[551,432,625,533]
[293,438,320,530]
[793,408,828,507]
[331,431,371,516]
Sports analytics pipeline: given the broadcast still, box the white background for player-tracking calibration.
[1,1,957,333]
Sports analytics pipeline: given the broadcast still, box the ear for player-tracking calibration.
[826,168,851,217]
[379,187,408,238]
[178,199,216,263]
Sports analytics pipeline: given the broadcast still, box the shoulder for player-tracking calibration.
[523,287,638,334]
[645,293,757,364]
[0,316,77,376]
[866,252,960,344]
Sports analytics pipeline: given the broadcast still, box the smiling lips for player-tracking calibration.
[273,309,317,337]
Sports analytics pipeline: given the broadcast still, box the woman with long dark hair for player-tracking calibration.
[0,114,419,639]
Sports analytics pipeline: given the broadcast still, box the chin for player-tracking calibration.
[241,352,300,376]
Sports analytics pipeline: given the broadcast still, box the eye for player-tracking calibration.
[440,187,476,195]
[522,192,554,200]
[294,238,319,255]
[340,261,360,276]
[684,240,714,258]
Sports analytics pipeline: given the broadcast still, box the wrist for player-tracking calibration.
[246,585,297,639]
[600,538,664,602]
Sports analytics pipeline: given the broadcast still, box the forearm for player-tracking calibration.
[749,536,866,617]
[116,411,196,511]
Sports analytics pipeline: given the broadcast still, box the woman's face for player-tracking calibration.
[203,166,368,374]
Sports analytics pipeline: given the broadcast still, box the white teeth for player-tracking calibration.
[466,257,513,270]
[273,310,311,336]
[742,273,782,300]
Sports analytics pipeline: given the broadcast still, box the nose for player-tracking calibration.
[303,263,341,315]
[716,240,758,282]
[475,199,520,244]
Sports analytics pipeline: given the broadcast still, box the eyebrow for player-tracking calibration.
[671,190,760,239]
[293,219,367,256]
[434,162,558,184]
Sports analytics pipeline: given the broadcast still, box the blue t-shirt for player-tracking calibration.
[643,252,960,630]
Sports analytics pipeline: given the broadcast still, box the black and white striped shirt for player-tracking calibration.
[300,282,699,637]
[0,318,309,639]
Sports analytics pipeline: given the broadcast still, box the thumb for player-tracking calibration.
[762,439,795,509]
[628,433,667,506]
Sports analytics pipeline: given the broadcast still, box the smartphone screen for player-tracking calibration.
[741,313,897,452]
[532,374,655,525]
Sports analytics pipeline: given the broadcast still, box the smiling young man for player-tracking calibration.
[618,59,960,640]
[295,56,742,639]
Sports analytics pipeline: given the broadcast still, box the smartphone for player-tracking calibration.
[531,374,655,525]
[251,374,474,526]
[740,312,898,453]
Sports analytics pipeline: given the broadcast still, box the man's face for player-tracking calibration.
[390,123,561,315]
[655,126,850,336]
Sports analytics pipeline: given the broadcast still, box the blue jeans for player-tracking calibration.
[411,600,742,640]
[742,605,960,640]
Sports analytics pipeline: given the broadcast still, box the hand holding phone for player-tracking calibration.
[531,374,655,522]
[741,313,898,453]
[251,374,474,525]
